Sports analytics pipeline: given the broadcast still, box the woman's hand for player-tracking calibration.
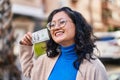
[20,32,33,46]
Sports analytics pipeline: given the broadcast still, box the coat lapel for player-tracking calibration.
[45,55,59,80]
[76,59,87,80]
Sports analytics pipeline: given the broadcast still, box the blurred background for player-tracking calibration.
[0,0,120,80]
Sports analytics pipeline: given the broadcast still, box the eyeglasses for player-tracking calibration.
[47,18,72,30]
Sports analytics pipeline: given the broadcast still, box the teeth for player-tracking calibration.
[55,31,64,36]
[56,32,62,35]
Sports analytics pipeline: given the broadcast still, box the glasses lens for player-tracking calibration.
[59,19,66,27]
[47,22,55,30]
[47,19,67,30]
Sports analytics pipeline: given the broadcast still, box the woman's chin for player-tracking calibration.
[53,37,64,43]
[54,39,64,44]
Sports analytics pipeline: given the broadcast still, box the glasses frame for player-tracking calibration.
[47,18,72,30]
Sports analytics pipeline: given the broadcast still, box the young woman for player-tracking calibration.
[19,7,108,80]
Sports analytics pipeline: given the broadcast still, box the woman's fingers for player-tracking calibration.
[20,32,33,46]
[26,32,32,42]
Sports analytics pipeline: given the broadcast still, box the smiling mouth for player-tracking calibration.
[55,30,64,37]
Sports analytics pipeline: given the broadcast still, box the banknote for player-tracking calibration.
[32,28,50,44]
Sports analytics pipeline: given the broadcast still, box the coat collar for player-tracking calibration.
[45,54,87,80]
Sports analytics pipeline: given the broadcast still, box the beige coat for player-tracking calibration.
[19,45,108,80]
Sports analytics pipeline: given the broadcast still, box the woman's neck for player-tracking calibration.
[60,44,78,60]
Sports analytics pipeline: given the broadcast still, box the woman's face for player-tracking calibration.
[49,11,76,46]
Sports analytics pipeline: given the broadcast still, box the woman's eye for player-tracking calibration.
[50,23,55,27]
[60,20,66,24]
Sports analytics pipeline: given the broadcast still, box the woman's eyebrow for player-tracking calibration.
[52,18,66,22]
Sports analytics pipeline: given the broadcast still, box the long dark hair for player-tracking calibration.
[46,7,96,69]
